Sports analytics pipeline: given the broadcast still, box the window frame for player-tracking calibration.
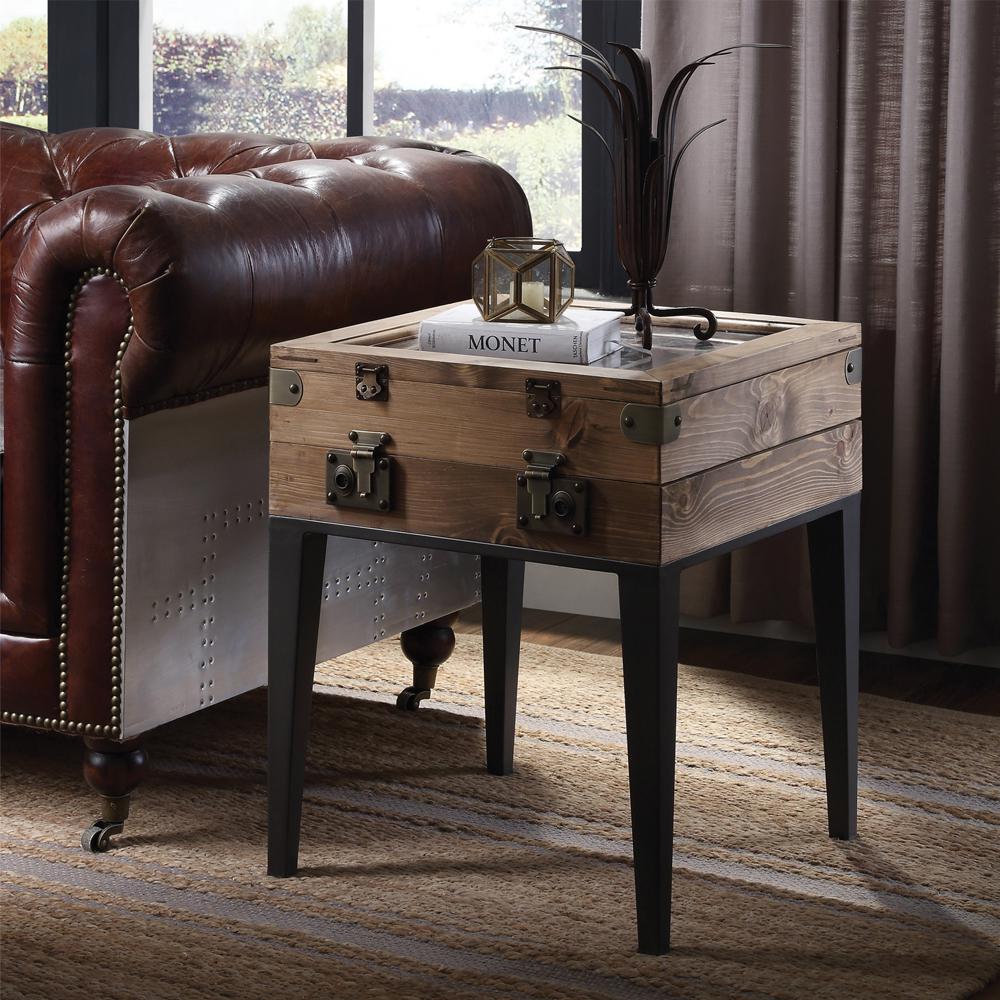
[575,0,639,295]
[47,0,140,132]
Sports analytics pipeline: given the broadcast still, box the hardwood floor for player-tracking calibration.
[457,608,1000,716]
[456,608,1000,998]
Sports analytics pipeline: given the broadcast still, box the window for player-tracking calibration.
[153,1,348,137]
[0,0,47,130]
[372,1,582,250]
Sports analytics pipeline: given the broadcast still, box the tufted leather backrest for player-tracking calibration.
[0,123,484,329]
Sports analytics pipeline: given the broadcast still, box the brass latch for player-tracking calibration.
[516,449,588,536]
[525,378,561,418]
[356,363,388,400]
[326,430,392,511]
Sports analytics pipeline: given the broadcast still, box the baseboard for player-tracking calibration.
[523,563,619,618]
[522,564,1000,669]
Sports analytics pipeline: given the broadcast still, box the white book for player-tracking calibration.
[418,304,623,364]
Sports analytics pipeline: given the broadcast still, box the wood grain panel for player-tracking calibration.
[660,421,862,564]
[277,300,808,356]
[650,321,861,401]
[275,310,859,406]
[270,444,662,564]
[276,304,452,356]
[271,344,662,403]
[661,351,861,482]
[270,372,659,484]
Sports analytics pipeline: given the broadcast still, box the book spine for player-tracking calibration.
[419,324,593,363]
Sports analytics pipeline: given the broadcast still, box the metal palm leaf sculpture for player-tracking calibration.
[518,26,787,348]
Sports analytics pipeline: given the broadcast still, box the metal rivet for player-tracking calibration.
[349,431,358,442]
[522,450,533,461]
[378,499,389,510]
[518,515,528,526]
[327,452,336,463]
[674,415,683,427]
[623,415,634,427]
[572,523,582,534]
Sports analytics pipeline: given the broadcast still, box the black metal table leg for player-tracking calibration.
[807,495,861,840]
[265,505,859,953]
[267,521,327,877]
[618,564,681,955]
[480,557,525,776]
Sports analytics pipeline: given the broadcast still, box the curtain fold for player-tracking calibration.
[932,0,1000,652]
[641,0,1000,655]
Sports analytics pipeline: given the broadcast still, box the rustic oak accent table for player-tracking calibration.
[266,303,863,955]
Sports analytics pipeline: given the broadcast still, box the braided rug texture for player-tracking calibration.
[2,636,998,1000]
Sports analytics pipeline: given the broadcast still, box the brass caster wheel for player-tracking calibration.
[396,686,431,711]
[81,819,124,853]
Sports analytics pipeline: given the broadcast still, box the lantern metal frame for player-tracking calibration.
[473,238,576,323]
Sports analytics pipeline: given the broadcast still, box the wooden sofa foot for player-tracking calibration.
[81,737,148,852]
[397,613,458,709]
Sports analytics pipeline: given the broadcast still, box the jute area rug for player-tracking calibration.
[2,636,998,1000]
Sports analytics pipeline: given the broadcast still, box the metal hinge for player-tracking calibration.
[525,378,561,418]
[269,367,303,406]
[515,449,588,536]
[620,402,683,445]
[845,347,862,385]
[356,363,388,400]
[326,430,391,511]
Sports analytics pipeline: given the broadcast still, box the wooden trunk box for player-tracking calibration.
[269,304,862,565]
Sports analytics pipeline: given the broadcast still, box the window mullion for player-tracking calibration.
[347,0,374,136]
[577,0,640,296]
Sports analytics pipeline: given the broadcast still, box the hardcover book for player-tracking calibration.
[418,304,624,364]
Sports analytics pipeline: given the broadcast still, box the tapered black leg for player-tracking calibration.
[480,557,524,776]
[267,520,327,876]
[618,564,680,955]
[807,495,861,840]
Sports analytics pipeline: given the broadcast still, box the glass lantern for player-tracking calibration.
[472,238,575,323]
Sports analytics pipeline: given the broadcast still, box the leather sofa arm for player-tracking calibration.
[6,145,530,415]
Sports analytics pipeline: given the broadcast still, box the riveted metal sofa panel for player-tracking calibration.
[0,123,532,740]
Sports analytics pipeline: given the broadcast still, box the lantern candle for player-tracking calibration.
[520,282,545,315]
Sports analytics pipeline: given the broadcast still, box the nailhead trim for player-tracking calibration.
[3,268,133,739]
[124,376,268,419]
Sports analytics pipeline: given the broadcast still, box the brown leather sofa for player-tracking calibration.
[1,123,531,849]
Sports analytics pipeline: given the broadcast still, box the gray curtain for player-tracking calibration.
[642,0,1000,655]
